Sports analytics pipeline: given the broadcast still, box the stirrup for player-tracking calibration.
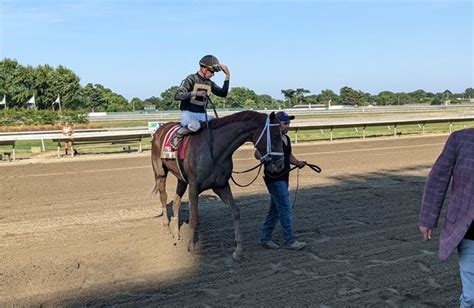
[170,136,182,150]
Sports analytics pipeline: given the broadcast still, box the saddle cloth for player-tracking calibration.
[161,124,190,160]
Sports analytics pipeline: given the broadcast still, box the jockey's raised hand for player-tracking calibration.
[220,64,230,79]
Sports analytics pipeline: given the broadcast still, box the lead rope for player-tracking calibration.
[291,162,322,208]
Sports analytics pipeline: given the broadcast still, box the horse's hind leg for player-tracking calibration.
[213,184,243,262]
[170,180,187,241]
[157,177,170,231]
[152,159,170,231]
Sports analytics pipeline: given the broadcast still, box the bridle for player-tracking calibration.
[254,115,284,163]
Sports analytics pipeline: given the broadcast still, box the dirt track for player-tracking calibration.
[0,134,461,307]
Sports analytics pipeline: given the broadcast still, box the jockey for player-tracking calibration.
[171,55,230,149]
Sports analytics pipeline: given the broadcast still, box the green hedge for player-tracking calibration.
[0,109,89,126]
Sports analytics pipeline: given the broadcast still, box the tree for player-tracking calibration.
[410,89,427,103]
[340,86,363,106]
[465,88,474,99]
[257,94,273,109]
[80,83,107,111]
[304,95,318,105]
[295,88,310,104]
[318,89,339,105]
[225,87,259,109]
[54,65,82,109]
[158,86,179,110]
[281,89,296,107]
[130,97,145,111]
[376,91,395,106]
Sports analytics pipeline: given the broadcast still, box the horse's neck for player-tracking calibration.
[211,120,259,159]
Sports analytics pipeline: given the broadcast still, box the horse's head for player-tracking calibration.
[253,112,285,173]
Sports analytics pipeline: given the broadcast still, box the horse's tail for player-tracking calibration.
[151,159,160,196]
[150,124,169,195]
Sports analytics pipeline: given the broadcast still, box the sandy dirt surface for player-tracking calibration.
[0,134,461,307]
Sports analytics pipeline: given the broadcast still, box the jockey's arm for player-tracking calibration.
[175,75,194,101]
[210,79,230,97]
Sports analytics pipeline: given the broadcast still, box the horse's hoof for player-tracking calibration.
[162,224,171,234]
[170,218,179,239]
[232,251,243,262]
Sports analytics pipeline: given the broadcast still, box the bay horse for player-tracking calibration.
[151,110,284,261]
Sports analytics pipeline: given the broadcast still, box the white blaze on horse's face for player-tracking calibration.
[254,114,285,173]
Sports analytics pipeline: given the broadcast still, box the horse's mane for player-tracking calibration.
[207,110,263,130]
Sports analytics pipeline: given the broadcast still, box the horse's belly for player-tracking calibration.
[200,175,230,191]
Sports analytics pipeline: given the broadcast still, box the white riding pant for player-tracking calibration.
[180,110,214,132]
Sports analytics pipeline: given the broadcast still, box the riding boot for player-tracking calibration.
[171,126,192,150]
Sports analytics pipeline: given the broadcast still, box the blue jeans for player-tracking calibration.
[259,180,296,245]
[459,239,474,308]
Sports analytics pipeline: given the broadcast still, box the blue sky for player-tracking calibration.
[1,0,472,100]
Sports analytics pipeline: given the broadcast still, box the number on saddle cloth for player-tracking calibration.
[161,125,191,160]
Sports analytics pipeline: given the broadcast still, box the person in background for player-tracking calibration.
[171,55,230,149]
[419,128,474,307]
[257,111,307,250]
[61,121,76,156]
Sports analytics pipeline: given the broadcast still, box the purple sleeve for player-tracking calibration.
[419,133,457,228]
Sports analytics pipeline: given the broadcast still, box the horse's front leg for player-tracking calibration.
[213,184,243,262]
[187,185,199,252]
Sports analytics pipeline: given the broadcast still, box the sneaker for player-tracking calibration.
[259,240,280,250]
[284,240,306,250]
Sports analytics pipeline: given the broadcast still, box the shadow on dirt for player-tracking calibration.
[51,164,461,307]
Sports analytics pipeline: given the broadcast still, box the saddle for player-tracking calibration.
[161,124,190,161]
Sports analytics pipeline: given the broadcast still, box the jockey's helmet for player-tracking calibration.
[199,55,221,73]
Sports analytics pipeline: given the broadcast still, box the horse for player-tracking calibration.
[151,110,284,261]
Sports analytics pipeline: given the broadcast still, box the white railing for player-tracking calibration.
[1,115,473,160]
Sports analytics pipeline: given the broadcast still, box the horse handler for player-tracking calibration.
[256,111,307,250]
[419,128,474,307]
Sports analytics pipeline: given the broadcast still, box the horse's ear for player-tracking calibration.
[269,112,276,121]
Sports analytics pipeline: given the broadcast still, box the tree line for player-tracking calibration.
[1,58,473,112]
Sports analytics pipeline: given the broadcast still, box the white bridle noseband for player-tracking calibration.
[254,115,284,162]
